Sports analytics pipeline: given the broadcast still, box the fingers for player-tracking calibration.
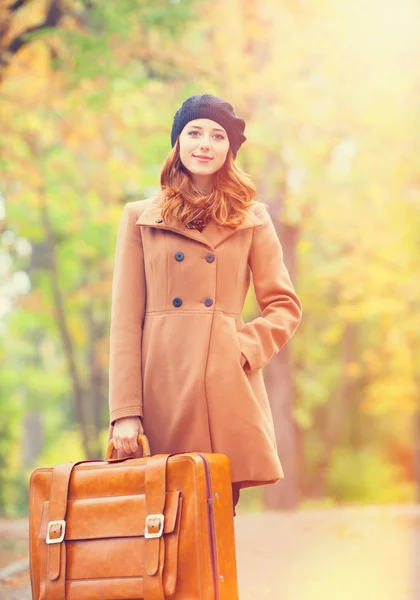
[130,435,139,454]
[112,416,143,455]
[114,435,138,454]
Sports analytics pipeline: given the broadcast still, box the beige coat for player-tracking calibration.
[107,191,302,489]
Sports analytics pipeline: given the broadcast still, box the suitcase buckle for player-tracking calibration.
[144,514,165,539]
[46,520,66,544]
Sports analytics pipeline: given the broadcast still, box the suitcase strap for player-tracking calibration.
[45,461,79,600]
[45,455,172,600]
[144,454,170,600]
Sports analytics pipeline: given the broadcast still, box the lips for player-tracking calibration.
[193,155,213,161]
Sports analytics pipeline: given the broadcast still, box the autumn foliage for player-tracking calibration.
[0,0,419,513]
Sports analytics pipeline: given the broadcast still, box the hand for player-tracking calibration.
[240,353,248,368]
[112,416,144,455]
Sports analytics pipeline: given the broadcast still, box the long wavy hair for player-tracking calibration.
[158,137,258,229]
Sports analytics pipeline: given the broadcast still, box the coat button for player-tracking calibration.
[155,218,164,223]
[175,252,184,261]
[204,297,213,307]
[205,252,215,263]
[173,297,182,307]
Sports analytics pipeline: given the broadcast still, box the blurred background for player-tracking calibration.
[0,0,419,522]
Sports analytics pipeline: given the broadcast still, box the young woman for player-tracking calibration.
[107,93,302,516]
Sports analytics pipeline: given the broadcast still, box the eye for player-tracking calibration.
[187,131,225,140]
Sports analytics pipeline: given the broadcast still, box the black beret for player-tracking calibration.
[171,93,247,160]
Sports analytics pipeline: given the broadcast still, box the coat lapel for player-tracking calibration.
[135,192,262,250]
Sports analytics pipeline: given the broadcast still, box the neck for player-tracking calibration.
[191,175,214,195]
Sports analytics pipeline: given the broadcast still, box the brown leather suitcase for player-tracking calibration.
[29,434,239,600]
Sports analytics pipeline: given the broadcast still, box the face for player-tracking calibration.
[178,118,230,185]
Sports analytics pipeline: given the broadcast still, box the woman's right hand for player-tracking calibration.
[112,416,144,455]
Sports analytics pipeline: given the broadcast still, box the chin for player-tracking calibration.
[189,164,217,174]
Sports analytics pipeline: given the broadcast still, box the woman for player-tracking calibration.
[107,93,302,516]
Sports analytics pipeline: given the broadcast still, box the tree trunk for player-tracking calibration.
[312,322,358,498]
[22,410,44,468]
[264,344,301,509]
[39,194,93,458]
[87,304,105,459]
[263,218,301,509]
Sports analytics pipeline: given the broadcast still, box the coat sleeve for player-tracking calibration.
[108,202,146,425]
[237,203,302,371]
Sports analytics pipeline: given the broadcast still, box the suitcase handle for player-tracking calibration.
[105,433,151,460]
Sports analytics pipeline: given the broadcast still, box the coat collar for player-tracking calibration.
[135,191,262,250]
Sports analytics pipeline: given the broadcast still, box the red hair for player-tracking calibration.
[158,138,257,228]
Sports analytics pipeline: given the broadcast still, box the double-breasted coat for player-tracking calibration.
[107,191,302,490]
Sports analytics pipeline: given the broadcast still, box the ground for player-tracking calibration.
[1,505,419,600]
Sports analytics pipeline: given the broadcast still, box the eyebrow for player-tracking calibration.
[187,125,226,134]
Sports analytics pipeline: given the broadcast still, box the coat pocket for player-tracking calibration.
[227,317,247,368]
[232,317,250,368]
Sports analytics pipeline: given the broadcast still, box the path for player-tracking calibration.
[1,505,419,599]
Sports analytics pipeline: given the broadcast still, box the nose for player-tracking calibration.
[199,135,211,150]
